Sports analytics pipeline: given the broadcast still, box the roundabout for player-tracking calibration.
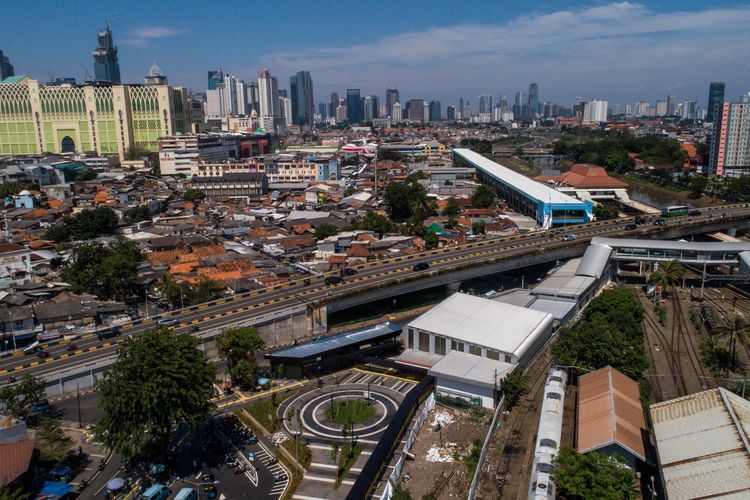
[279,380,408,441]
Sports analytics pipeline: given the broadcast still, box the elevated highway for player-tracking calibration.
[2,204,749,392]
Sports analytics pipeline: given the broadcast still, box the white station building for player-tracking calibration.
[401,293,554,408]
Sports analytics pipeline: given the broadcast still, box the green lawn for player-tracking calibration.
[326,399,374,425]
[243,389,301,434]
[336,443,363,488]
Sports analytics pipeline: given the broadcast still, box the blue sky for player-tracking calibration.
[2,1,750,108]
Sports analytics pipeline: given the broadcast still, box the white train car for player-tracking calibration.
[528,366,568,500]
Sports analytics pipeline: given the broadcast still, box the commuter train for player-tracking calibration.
[528,366,568,500]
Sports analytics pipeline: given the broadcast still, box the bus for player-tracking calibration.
[661,205,689,217]
[96,326,121,341]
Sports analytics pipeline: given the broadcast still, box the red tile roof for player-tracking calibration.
[0,439,34,485]
[534,164,628,189]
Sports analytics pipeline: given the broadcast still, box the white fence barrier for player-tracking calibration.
[380,392,436,500]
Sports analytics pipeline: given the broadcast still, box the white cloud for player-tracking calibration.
[123,25,184,48]
[261,2,750,103]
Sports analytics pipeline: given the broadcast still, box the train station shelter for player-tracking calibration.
[265,322,402,378]
[453,148,594,229]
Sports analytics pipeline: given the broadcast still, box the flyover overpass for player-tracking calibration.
[2,204,750,393]
[591,237,750,265]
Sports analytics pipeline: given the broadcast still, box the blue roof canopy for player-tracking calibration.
[268,322,402,360]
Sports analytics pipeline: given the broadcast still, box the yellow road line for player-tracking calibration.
[217,380,307,408]
[353,367,416,384]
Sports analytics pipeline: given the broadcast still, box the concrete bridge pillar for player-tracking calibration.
[446,281,461,293]
[727,227,738,237]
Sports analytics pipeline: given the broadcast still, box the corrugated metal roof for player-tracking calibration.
[577,366,647,462]
[576,244,612,279]
[407,293,553,355]
[0,438,34,485]
[650,388,750,500]
[267,322,401,360]
[429,350,515,389]
[452,148,583,205]
[591,237,750,253]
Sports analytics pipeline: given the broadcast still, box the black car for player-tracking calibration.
[412,262,430,272]
[653,218,667,226]
[341,268,357,276]
[634,216,647,224]
[625,223,637,230]
[324,276,343,285]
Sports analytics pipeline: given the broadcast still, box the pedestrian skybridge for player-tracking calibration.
[590,237,750,266]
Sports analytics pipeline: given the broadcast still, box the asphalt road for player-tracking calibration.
[2,204,748,383]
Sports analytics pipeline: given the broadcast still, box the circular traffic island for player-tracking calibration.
[325,399,375,425]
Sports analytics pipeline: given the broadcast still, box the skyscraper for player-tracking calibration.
[318,102,327,120]
[392,102,402,123]
[408,99,425,123]
[583,100,608,123]
[258,69,280,118]
[681,100,697,121]
[279,96,292,127]
[289,70,314,127]
[709,101,750,176]
[346,89,362,123]
[667,95,677,116]
[446,106,456,121]
[329,92,338,119]
[707,82,725,123]
[478,95,493,114]
[458,98,464,119]
[528,83,539,115]
[207,70,223,90]
[0,50,14,80]
[385,88,399,118]
[92,23,121,83]
[363,95,379,122]
[655,100,668,116]
[498,94,508,109]
[428,100,442,122]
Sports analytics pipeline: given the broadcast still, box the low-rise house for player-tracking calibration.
[0,243,32,289]
[0,305,35,348]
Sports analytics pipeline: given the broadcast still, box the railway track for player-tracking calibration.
[642,298,686,398]
[492,353,552,498]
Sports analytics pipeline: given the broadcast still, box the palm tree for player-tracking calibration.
[648,259,685,296]
[410,196,432,222]
[716,312,750,371]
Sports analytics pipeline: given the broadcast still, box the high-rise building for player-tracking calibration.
[0,50,14,80]
[207,70,223,90]
[279,96,292,127]
[635,101,650,116]
[258,69,280,118]
[92,23,121,83]
[681,100,697,121]
[458,98,464,119]
[363,95,378,122]
[329,92,339,119]
[408,99,425,123]
[709,101,750,177]
[0,76,191,158]
[346,89,362,123]
[446,105,456,121]
[667,95,677,116]
[392,102,402,123]
[655,100,668,116]
[289,70,314,127]
[610,104,621,116]
[247,82,259,113]
[385,88,399,118]
[428,100,442,122]
[707,82,725,123]
[498,94,508,109]
[478,95,493,114]
[278,89,287,98]
[583,99,608,123]
[528,83,539,115]
[318,102,327,120]
[335,102,347,123]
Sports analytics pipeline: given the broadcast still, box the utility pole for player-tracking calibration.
[76,383,82,429]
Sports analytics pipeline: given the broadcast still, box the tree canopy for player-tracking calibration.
[593,204,619,221]
[124,205,151,225]
[216,326,266,387]
[383,180,430,222]
[35,417,74,462]
[158,273,224,308]
[315,224,339,241]
[553,446,638,500]
[552,288,648,380]
[471,185,496,208]
[183,188,206,202]
[95,327,216,461]
[350,211,393,234]
[60,239,143,300]
[441,197,461,217]
[0,375,45,420]
[0,182,38,198]
[44,207,119,243]
[77,169,98,181]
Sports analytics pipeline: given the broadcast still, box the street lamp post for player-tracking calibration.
[177,280,185,310]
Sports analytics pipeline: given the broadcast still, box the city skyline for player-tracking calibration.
[2,1,750,107]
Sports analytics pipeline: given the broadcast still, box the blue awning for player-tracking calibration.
[38,481,73,498]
